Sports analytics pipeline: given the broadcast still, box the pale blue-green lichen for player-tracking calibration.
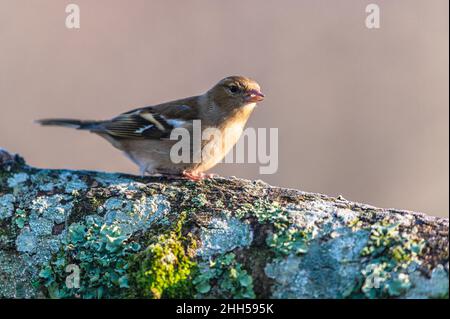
[12,194,74,273]
[262,204,439,299]
[233,198,366,298]
[30,194,73,224]
[15,226,64,267]
[197,215,253,258]
[102,194,171,235]
[237,201,300,255]
[0,194,15,219]
[15,227,38,253]
[108,181,150,193]
[335,209,360,225]
[39,215,142,298]
[60,172,88,194]
[27,170,88,195]
[253,196,427,298]
[29,217,55,236]
[0,251,39,298]
[0,166,175,298]
[4,171,86,243]
[237,199,347,257]
[93,173,135,189]
[405,264,449,298]
[265,228,369,298]
[7,172,29,188]
[36,193,172,298]
[16,194,74,238]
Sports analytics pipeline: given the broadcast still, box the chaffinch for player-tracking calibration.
[37,76,264,180]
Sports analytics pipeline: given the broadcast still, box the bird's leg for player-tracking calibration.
[139,164,150,177]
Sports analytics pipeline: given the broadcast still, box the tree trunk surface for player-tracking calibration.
[0,149,448,299]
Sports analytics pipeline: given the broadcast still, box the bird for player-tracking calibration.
[37,76,264,180]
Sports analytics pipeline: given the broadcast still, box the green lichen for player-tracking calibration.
[14,209,27,229]
[235,199,284,222]
[267,227,312,256]
[191,193,208,207]
[39,215,141,299]
[193,252,255,299]
[355,222,425,298]
[237,199,313,256]
[128,212,197,299]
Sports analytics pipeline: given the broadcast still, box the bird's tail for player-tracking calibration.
[36,118,100,130]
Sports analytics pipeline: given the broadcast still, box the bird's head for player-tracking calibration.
[207,76,264,111]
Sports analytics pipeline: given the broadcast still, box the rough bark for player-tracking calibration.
[0,148,448,299]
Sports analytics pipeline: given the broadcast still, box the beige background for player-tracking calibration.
[0,0,448,217]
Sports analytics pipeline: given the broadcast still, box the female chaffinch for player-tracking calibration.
[37,76,264,180]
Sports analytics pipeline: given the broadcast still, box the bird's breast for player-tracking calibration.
[193,119,246,173]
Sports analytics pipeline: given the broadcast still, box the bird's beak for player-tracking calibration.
[244,89,265,103]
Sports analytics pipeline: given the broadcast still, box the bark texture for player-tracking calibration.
[0,148,448,299]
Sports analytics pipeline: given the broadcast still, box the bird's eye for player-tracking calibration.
[228,85,239,94]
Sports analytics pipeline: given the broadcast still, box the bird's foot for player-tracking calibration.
[182,171,216,181]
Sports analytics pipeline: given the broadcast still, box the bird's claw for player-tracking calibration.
[182,171,216,181]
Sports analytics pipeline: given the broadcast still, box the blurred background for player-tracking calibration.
[0,0,448,217]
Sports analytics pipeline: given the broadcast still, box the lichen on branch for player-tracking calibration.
[0,148,448,299]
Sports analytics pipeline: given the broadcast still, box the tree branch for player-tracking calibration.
[0,148,448,299]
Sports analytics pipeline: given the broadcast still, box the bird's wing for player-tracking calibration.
[100,104,197,140]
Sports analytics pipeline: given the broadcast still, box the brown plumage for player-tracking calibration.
[37,76,264,179]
